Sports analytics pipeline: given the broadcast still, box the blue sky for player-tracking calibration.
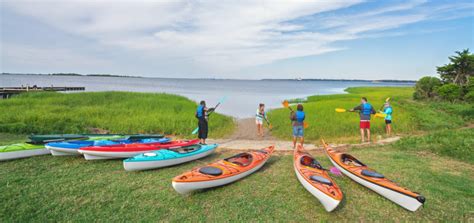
[1,0,473,80]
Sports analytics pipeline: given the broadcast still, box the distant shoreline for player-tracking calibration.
[1,72,417,83]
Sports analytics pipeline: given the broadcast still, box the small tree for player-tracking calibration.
[414,76,442,100]
[437,49,474,86]
[437,83,462,102]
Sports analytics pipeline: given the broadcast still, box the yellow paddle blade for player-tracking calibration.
[375,113,386,118]
[385,97,391,102]
[335,108,346,113]
[303,122,309,129]
[282,100,289,108]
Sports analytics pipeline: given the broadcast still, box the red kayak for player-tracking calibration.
[78,139,200,160]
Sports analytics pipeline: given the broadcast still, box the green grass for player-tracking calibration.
[393,128,474,164]
[0,134,472,222]
[269,87,473,143]
[0,92,235,138]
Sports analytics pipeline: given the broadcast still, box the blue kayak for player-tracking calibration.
[45,138,170,156]
[123,144,218,171]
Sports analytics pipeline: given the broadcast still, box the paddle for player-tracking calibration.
[282,100,309,129]
[264,116,273,130]
[375,97,391,119]
[191,96,228,134]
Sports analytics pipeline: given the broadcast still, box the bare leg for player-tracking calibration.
[256,124,261,137]
[360,129,365,143]
[293,136,297,149]
[387,124,392,136]
[366,129,371,142]
[300,137,304,147]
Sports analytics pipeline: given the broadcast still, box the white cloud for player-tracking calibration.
[2,0,473,76]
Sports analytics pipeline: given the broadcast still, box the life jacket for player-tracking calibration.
[362,103,373,116]
[296,111,305,123]
[196,105,204,118]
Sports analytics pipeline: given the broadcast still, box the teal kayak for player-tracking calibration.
[123,144,218,171]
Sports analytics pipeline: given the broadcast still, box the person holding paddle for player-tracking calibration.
[255,103,268,137]
[381,102,393,135]
[290,104,305,149]
[350,97,376,143]
[195,100,215,145]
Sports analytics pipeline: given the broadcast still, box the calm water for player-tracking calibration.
[1,74,413,118]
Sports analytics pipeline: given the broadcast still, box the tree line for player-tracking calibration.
[414,49,474,102]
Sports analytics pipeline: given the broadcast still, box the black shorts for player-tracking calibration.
[198,118,208,139]
[385,120,392,124]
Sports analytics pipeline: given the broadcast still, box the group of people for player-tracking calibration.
[195,97,393,148]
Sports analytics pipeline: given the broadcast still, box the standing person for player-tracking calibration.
[382,102,393,136]
[255,103,267,137]
[350,97,376,143]
[196,100,214,145]
[290,104,305,149]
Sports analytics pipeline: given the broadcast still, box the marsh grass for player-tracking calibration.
[0,92,235,138]
[269,87,472,143]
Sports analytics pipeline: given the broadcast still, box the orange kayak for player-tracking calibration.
[322,140,425,211]
[294,145,343,212]
[172,146,274,194]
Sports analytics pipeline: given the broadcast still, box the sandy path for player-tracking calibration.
[208,118,403,151]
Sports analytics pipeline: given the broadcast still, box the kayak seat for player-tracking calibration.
[199,166,223,176]
[361,169,384,178]
[310,175,333,186]
[301,156,323,169]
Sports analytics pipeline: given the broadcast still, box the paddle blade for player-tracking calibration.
[385,97,391,102]
[303,122,309,129]
[335,108,346,113]
[282,100,289,108]
[329,167,343,176]
[191,127,199,134]
[375,113,386,118]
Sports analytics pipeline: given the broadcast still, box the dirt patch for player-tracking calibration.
[209,118,401,151]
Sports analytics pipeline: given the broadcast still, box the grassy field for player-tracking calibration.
[0,92,235,138]
[1,129,472,222]
[269,87,473,143]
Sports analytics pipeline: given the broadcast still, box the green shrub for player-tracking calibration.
[414,76,441,100]
[465,91,474,103]
[437,83,462,102]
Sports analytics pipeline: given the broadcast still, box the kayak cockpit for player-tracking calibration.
[300,155,323,170]
[224,153,253,167]
[169,145,201,154]
[341,154,365,167]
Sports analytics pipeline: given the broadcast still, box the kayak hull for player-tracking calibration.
[328,157,423,212]
[0,149,50,161]
[78,139,200,160]
[294,166,341,212]
[124,144,217,171]
[46,145,81,156]
[173,160,267,194]
[172,146,274,194]
[322,140,424,212]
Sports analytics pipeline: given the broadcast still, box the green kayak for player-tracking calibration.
[0,143,49,161]
[28,134,164,143]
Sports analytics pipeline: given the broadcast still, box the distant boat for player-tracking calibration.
[296,77,303,81]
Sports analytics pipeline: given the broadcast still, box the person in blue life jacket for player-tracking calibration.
[381,102,393,136]
[195,101,215,145]
[350,97,376,143]
[255,103,267,138]
[290,104,305,149]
